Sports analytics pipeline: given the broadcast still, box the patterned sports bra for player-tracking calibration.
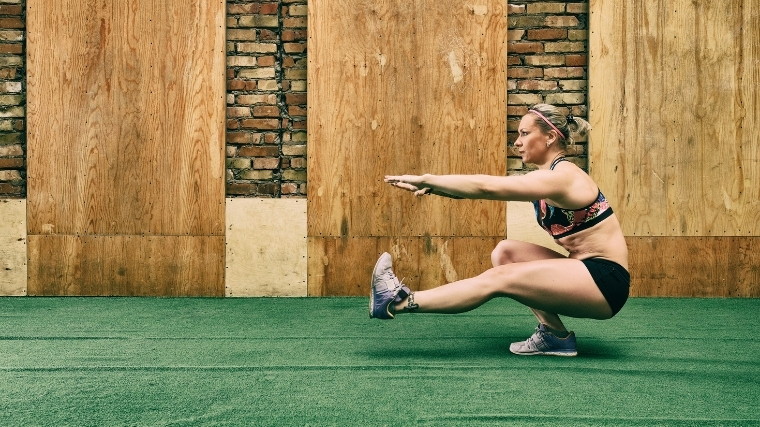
[532,157,613,239]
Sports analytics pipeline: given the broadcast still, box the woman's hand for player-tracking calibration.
[384,175,431,196]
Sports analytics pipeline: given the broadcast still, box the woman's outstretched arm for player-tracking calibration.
[384,171,567,202]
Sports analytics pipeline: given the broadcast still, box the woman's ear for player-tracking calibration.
[545,131,558,147]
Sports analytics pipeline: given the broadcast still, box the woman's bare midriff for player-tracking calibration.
[555,214,629,270]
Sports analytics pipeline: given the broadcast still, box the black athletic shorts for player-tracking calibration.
[581,257,630,316]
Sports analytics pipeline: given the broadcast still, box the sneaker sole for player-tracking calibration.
[510,349,577,357]
[369,253,393,319]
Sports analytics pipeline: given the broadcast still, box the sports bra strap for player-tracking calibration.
[550,156,568,170]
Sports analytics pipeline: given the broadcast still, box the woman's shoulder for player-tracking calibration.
[546,161,601,208]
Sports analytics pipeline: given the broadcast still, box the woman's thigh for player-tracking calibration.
[491,239,566,266]
[488,257,613,319]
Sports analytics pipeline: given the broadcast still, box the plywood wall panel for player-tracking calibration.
[308,236,501,296]
[589,0,760,237]
[628,237,760,297]
[225,198,307,297]
[27,0,225,237]
[308,0,507,239]
[26,0,226,296]
[27,235,224,296]
[0,199,27,296]
[308,0,506,295]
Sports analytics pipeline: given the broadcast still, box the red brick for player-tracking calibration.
[0,69,18,79]
[257,56,276,66]
[290,120,307,130]
[257,183,279,195]
[283,43,306,53]
[227,132,253,144]
[0,5,23,15]
[226,183,257,195]
[227,4,260,14]
[0,158,23,169]
[565,54,588,66]
[238,145,280,157]
[508,42,543,54]
[0,18,23,29]
[527,29,567,40]
[508,67,543,79]
[242,118,280,130]
[517,80,558,91]
[260,29,278,40]
[285,93,307,105]
[545,16,580,28]
[507,105,530,116]
[544,67,585,78]
[0,44,22,54]
[288,106,306,116]
[260,3,279,14]
[253,106,280,117]
[281,183,298,194]
[263,133,279,144]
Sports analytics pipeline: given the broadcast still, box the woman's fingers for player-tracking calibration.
[390,181,420,192]
[384,175,422,185]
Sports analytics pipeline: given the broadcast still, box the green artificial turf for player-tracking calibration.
[1,297,758,426]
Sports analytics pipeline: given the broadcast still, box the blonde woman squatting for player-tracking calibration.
[369,104,630,357]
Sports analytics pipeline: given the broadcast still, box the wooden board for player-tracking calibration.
[27,235,225,296]
[26,0,226,295]
[307,0,506,294]
[589,0,760,237]
[0,199,26,296]
[27,0,225,236]
[308,237,501,296]
[226,198,307,297]
[628,237,760,297]
[308,0,507,238]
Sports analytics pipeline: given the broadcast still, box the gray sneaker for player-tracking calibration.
[509,324,578,356]
[369,252,411,319]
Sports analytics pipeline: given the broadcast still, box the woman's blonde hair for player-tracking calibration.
[527,103,592,147]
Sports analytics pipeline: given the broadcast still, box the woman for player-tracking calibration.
[369,104,630,357]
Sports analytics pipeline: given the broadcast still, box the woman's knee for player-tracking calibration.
[490,240,522,267]
[477,264,520,297]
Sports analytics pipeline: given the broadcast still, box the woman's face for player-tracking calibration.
[515,114,553,164]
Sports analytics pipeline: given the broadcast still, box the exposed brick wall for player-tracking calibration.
[225,0,308,198]
[0,0,25,198]
[1,0,588,198]
[507,1,589,174]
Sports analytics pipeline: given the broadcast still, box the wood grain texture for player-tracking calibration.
[308,0,507,238]
[0,199,27,296]
[27,0,226,236]
[589,0,760,237]
[27,235,225,296]
[26,0,226,296]
[308,237,501,296]
[628,237,760,297]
